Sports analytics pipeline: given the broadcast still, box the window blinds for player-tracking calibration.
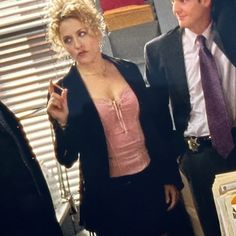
[0,0,81,217]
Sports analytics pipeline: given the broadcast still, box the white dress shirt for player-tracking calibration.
[183,24,236,137]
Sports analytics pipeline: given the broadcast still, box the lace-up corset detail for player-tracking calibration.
[94,86,150,177]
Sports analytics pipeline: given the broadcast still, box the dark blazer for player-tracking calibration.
[145,28,189,153]
[50,55,183,230]
[212,0,236,66]
[145,1,236,153]
[0,101,62,236]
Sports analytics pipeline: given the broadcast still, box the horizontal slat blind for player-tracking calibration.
[0,0,81,214]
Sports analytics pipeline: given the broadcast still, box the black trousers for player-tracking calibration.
[179,145,236,236]
[96,164,194,236]
[99,165,167,236]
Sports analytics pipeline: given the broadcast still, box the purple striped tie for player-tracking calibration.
[197,35,234,158]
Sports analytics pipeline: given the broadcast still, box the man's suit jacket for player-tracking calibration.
[145,14,236,153]
[0,101,62,236]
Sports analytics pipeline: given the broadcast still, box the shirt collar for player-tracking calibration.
[183,22,213,49]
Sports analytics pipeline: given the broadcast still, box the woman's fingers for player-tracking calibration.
[49,80,54,95]
[61,88,68,105]
[49,80,64,96]
[47,81,69,124]
[48,81,65,109]
[164,184,180,211]
[48,96,62,109]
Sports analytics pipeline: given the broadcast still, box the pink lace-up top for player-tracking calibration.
[94,86,150,177]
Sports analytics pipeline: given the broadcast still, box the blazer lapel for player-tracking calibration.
[212,24,225,54]
[165,28,191,122]
[63,57,146,126]
[107,55,147,102]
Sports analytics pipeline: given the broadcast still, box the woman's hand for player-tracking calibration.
[164,184,180,211]
[47,80,69,126]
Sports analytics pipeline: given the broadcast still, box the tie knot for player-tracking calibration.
[196,35,207,49]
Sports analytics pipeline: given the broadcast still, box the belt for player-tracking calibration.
[185,127,236,153]
[185,136,212,153]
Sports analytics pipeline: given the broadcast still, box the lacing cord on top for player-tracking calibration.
[112,100,127,133]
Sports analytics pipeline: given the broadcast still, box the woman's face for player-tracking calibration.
[59,17,101,65]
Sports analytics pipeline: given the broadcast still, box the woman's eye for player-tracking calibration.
[63,37,72,44]
[78,31,86,37]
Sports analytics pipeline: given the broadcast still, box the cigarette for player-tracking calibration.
[52,83,63,91]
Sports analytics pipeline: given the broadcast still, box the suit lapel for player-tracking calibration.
[63,58,146,135]
[212,24,225,53]
[165,28,191,122]
[63,65,96,117]
[106,55,147,107]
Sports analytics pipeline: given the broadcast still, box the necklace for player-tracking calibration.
[78,61,107,77]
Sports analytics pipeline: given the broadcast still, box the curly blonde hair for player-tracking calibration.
[46,0,106,53]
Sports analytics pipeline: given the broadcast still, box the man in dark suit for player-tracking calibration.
[144,0,236,235]
[0,101,63,236]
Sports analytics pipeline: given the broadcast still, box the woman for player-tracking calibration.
[46,0,192,235]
